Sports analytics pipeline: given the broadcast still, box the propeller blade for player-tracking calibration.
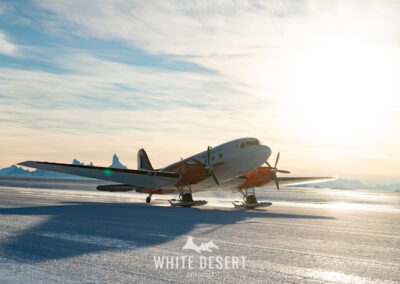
[270,172,279,190]
[211,172,219,185]
[265,152,289,188]
[275,152,280,168]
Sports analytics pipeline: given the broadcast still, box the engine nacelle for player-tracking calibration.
[239,166,272,189]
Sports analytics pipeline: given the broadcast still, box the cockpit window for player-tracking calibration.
[245,140,259,147]
[240,142,245,148]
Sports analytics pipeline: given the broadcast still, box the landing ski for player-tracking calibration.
[232,201,272,209]
[169,200,208,208]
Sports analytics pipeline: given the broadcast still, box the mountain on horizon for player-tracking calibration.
[109,154,127,169]
[295,178,400,191]
[72,159,93,167]
[0,155,126,177]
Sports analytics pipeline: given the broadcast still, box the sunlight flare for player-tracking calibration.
[285,38,399,144]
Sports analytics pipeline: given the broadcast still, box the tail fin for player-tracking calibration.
[137,148,154,170]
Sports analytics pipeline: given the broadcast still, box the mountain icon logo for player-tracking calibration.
[182,236,219,253]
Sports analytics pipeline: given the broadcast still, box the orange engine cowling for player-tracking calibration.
[174,163,208,186]
[239,166,273,189]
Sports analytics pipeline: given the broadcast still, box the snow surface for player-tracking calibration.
[0,183,399,283]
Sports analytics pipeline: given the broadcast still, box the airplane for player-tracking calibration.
[19,138,335,209]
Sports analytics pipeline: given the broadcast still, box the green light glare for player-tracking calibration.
[104,168,112,177]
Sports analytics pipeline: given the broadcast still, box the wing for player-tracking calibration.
[18,161,180,188]
[276,176,336,187]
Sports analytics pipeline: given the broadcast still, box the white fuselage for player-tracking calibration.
[162,138,271,192]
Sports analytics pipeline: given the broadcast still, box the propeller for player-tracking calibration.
[264,152,290,190]
[192,146,222,185]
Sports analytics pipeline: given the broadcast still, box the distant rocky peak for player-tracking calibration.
[72,159,83,165]
[109,154,127,169]
[72,159,93,167]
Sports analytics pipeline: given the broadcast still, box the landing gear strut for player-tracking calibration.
[241,188,258,204]
[182,193,193,202]
[241,188,258,205]
[169,185,207,208]
[179,185,192,201]
[232,188,272,209]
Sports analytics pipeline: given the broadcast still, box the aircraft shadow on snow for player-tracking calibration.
[0,202,334,262]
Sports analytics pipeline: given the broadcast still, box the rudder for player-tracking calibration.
[137,148,154,170]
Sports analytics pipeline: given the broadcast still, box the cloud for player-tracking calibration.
[32,1,302,59]
[32,1,400,53]
[0,1,9,15]
[0,48,286,170]
[0,31,17,55]
[0,51,282,136]
[29,0,400,96]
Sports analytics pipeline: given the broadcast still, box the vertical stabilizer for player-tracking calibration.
[137,149,154,170]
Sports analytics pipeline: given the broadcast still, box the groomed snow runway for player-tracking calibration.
[0,184,399,283]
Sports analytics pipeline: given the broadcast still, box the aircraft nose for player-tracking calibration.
[260,145,271,162]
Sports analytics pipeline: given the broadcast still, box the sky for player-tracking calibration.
[0,0,399,185]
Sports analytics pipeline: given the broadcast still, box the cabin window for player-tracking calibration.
[219,153,223,158]
[211,156,215,161]
[245,140,259,147]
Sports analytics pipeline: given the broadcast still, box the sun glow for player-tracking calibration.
[285,38,398,145]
